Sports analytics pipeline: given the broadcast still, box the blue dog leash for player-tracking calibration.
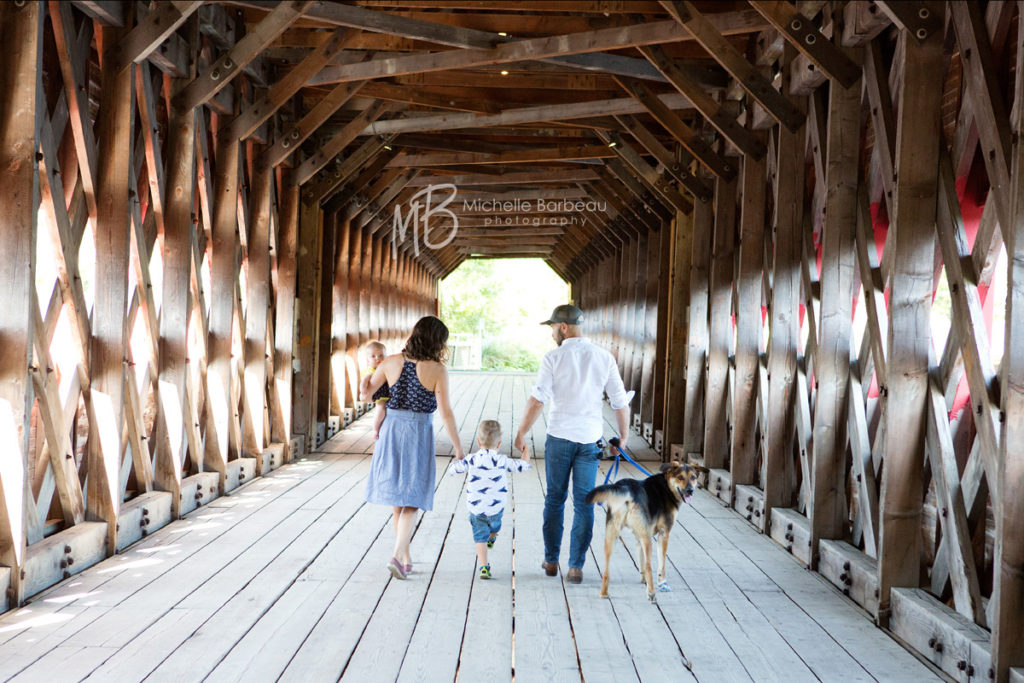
[601,437,653,485]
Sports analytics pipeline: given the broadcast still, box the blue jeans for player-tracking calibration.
[543,435,600,569]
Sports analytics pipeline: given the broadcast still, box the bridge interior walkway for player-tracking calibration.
[0,372,936,682]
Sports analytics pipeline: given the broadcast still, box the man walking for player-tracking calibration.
[513,304,633,583]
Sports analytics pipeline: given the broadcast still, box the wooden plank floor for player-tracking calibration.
[0,372,939,682]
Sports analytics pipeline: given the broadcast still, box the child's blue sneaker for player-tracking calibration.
[479,564,492,579]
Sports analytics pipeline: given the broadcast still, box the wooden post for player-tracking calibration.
[0,0,41,605]
[156,95,197,508]
[809,44,861,564]
[359,227,373,348]
[208,139,241,469]
[877,28,944,624]
[89,22,134,551]
[314,212,336,426]
[292,199,322,445]
[640,230,658,433]
[683,194,713,457]
[704,174,736,471]
[991,9,1024,679]
[731,146,765,487]
[625,235,638,415]
[663,209,694,450]
[272,176,299,459]
[370,234,384,342]
[346,224,363,410]
[652,210,673,444]
[764,48,807,522]
[242,162,274,464]
[330,217,351,417]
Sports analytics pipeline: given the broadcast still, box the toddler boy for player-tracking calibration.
[448,420,531,579]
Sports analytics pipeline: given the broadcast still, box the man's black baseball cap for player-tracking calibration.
[540,304,583,325]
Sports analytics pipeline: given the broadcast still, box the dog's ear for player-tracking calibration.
[659,462,673,473]
[692,464,709,475]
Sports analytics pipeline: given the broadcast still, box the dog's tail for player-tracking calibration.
[585,484,616,505]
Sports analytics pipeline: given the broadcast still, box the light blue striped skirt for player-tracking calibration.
[364,408,437,511]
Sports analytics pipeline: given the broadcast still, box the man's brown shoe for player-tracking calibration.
[566,567,583,584]
[541,561,559,577]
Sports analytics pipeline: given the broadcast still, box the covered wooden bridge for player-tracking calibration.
[0,0,1022,680]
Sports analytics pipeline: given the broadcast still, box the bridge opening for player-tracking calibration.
[439,258,569,372]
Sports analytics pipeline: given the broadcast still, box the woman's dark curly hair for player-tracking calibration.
[402,316,449,363]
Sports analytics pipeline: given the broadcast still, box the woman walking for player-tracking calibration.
[361,316,465,579]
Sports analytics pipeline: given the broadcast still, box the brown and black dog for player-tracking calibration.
[585,461,705,602]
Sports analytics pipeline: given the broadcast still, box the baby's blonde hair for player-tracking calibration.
[478,419,502,449]
[363,340,386,355]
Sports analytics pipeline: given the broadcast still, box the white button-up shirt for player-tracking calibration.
[530,337,634,444]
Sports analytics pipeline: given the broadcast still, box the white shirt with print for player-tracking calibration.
[447,448,531,516]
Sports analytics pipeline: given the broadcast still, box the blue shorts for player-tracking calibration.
[469,510,504,544]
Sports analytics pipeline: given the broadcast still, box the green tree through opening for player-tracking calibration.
[439,258,569,371]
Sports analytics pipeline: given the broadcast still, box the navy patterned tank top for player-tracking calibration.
[386,360,438,413]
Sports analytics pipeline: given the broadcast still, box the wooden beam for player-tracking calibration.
[683,188,713,457]
[174,1,311,111]
[877,27,944,624]
[809,47,859,563]
[614,76,735,180]
[293,200,323,441]
[748,2,861,89]
[106,1,203,74]
[295,100,393,185]
[731,142,765,488]
[764,48,806,523]
[406,169,599,187]
[73,0,123,26]
[392,145,615,167]
[271,176,300,458]
[661,0,805,132]
[361,91,693,136]
[614,114,698,190]
[207,140,242,472]
[345,222,363,413]
[0,0,41,603]
[225,28,359,142]
[994,8,1024,675]
[875,1,943,43]
[313,213,336,427]
[703,174,736,471]
[950,1,1013,234]
[50,1,98,219]
[308,133,393,206]
[456,246,552,255]
[596,129,699,211]
[261,81,366,169]
[242,164,274,463]
[89,22,134,551]
[282,19,718,85]
[155,99,197,511]
[640,45,767,159]
[663,208,692,450]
